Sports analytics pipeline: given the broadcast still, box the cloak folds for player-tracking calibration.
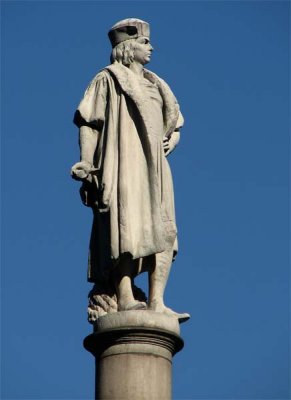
[74,63,184,283]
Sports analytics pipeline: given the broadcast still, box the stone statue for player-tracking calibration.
[71,18,190,323]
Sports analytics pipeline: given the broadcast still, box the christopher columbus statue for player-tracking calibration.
[71,18,189,323]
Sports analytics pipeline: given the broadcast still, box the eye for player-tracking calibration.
[144,39,149,44]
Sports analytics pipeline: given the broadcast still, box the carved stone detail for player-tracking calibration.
[88,283,147,322]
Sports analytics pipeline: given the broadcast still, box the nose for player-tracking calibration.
[149,43,154,52]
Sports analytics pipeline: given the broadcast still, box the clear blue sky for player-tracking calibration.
[1,1,289,399]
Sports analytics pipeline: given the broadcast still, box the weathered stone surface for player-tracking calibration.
[71,17,190,400]
[92,310,181,335]
[71,17,190,323]
[84,311,183,399]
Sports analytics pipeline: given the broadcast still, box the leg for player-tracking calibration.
[148,248,190,323]
[148,249,172,312]
[113,254,146,311]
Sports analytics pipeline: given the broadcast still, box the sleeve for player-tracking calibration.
[73,71,108,131]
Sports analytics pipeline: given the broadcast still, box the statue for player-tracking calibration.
[71,18,190,323]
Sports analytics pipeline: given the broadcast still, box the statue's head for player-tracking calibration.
[108,18,153,66]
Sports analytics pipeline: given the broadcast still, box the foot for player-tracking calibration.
[163,306,190,323]
[118,300,147,311]
[148,301,190,323]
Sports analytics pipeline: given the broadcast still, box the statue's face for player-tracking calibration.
[134,36,153,65]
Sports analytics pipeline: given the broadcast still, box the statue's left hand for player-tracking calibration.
[163,130,180,156]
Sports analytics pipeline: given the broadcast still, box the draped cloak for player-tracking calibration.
[74,63,184,283]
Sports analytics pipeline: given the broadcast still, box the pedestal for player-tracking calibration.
[84,310,184,400]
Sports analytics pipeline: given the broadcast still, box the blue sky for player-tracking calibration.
[1,1,289,399]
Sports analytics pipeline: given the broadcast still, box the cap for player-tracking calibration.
[108,18,150,48]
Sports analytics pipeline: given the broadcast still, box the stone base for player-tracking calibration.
[84,311,184,400]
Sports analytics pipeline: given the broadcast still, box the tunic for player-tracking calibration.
[74,63,183,283]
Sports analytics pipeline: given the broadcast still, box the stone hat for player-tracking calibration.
[108,18,150,48]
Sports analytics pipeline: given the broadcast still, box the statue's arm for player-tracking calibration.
[80,125,98,165]
[71,71,108,180]
[71,126,99,181]
[164,109,183,156]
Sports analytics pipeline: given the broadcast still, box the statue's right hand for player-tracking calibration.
[71,161,93,181]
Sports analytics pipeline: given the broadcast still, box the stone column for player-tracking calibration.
[84,310,184,400]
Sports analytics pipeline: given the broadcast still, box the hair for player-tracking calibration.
[110,39,136,65]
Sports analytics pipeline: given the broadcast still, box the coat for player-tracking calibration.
[74,62,184,283]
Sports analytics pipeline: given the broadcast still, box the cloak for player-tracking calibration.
[74,62,184,283]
